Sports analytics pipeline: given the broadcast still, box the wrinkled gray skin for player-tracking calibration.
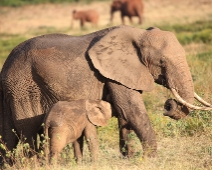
[0,25,194,162]
[44,99,112,162]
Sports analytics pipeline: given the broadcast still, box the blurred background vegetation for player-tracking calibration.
[0,0,107,7]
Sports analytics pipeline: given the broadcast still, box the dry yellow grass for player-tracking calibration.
[0,0,212,169]
[5,132,212,170]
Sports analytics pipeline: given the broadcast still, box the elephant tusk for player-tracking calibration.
[194,92,212,107]
[171,88,212,110]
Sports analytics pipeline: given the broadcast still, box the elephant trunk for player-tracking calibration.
[164,86,212,120]
[164,58,195,120]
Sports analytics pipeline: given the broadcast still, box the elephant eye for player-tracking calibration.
[97,106,101,110]
[97,106,102,111]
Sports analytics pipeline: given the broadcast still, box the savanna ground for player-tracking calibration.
[0,0,212,169]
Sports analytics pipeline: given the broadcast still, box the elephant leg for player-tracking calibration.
[118,117,135,158]
[138,15,143,24]
[84,123,98,162]
[107,82,157,158]
[2,103,18,165]
[128,16,133,24]
[16,118,44,158]
[73,134,84,163]
[121,14,125,25]
[3,126,18,165]
[14,96,45,154]
[80,19,85,28]
[49,127,68,163]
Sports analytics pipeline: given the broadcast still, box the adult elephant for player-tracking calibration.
[110,0,144,25]
[0,25,211,162]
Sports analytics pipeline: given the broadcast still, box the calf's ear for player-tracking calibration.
[86,100,112,126]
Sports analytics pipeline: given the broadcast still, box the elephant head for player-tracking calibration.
[110,0,124,22]
[86,100,112,126]
[72,10,80,20]
[71,10,78,28]
[111,0,123,12]
[88,25,212,120]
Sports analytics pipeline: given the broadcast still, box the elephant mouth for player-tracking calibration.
[164,88,212,120]
[164,99,189,120]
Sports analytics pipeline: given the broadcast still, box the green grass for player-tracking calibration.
[197,51,212,61]
[157,20,212,45]
[0,34,28,68]
[160,20,212,33]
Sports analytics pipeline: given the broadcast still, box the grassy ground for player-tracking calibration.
[0,0,212,169]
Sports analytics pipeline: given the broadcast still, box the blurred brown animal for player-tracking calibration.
[71,9,99,28]
[110,0,144,25]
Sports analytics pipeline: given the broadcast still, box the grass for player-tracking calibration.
[0,1,212,169]
[0,34,27,67]
[156,20,212,45]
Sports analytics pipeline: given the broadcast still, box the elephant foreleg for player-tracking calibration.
[110,12,114,23]
[80,19,85,28]
[73,134,84,163]
[121,14,125,25]
[118,117,135,158]
[107,82,157,158]
[128,16,133,24]
[138,14,143,24]
[84,123,98,162]
[49,126,69,163]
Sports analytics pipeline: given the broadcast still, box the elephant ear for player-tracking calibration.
[88,25,154,91]
[86,100,112,127]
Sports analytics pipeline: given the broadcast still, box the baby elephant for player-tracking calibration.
[71,9,99,28]
[44,99,112,162]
